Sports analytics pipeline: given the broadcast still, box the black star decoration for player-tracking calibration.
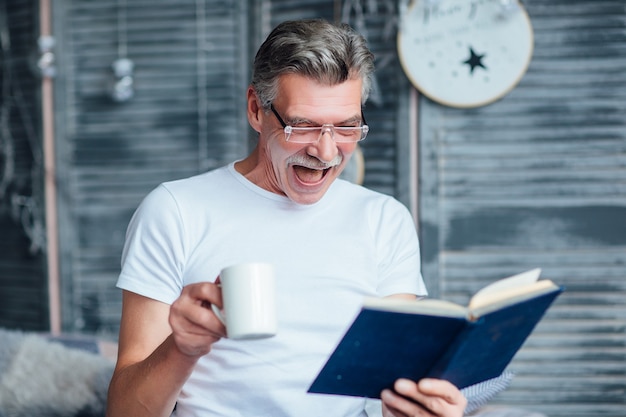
[462,47,487,75]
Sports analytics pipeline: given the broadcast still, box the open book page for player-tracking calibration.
[363,297,467,318]
[468,279,559,318]
[468,268,542,310]
[362,269,554,320]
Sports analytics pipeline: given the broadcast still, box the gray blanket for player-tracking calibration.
[0,329,113,417]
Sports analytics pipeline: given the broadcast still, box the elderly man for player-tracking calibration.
[106,19,467,417]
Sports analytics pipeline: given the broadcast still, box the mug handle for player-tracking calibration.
[209,276,225,325]
[211,303,226,325]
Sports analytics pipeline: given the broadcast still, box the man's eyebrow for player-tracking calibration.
[285,115,313,125]
[287,114,362,126]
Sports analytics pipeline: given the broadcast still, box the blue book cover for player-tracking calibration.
[308,269,563,398]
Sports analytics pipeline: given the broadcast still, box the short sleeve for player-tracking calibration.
[116,184,186,305]
[372,198,428,297]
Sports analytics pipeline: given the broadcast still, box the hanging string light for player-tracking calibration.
[109,0,134,102]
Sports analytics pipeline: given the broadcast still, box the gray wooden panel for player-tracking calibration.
[0,0,48,331]
[419,1,626,416]
[53,0,248,334]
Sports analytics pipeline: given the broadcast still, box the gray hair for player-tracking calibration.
[251,19,375,109]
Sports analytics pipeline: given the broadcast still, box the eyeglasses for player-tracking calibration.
[270,104,369,143]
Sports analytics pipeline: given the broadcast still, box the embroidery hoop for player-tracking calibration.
[397,0,534,108]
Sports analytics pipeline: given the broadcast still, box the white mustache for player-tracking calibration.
[286,153,343,169]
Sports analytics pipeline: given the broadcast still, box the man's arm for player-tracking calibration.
[106,284,225,417]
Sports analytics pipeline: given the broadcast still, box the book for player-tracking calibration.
[308,268,562,398]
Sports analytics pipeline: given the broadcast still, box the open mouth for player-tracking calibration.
[292,165,331,184]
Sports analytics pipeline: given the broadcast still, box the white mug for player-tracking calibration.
[212,262,277,340]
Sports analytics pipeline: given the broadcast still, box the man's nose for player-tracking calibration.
[308,127,339,163]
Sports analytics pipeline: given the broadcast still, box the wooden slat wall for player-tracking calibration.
[45,0,412,337]
[418,1,626,416]
[53,0,248,333]
[0,0,48,331]
[3,2,622,414]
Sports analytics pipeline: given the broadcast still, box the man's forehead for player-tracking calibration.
[276,74,363,109]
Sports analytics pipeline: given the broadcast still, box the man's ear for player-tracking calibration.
[247,86,263,133]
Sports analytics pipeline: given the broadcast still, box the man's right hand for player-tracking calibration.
[169,281,227,357]
[106,285,225,417]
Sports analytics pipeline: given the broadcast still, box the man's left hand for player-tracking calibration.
[381,378,467,417]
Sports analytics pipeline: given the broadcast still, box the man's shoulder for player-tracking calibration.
[333,179,400,203]
[136,165,235,212]
[164,164,231,188]
[331,179,409,214]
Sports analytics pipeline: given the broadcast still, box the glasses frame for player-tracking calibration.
[269,104,369,143]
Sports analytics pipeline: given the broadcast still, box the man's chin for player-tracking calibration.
[285,182,332,205]
[286,191,326,205]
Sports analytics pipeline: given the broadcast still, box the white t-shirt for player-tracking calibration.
[117,162,427,417]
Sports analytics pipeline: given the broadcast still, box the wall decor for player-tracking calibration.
[397,0,533,108]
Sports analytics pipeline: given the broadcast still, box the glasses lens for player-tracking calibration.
[334,127,366,142]
[287,127,322,143]
[286,126,366,143]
